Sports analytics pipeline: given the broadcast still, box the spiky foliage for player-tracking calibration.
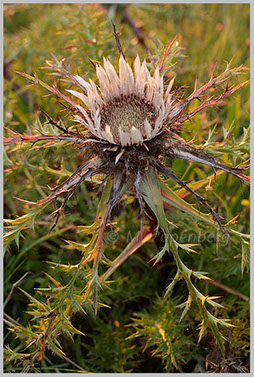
[4,3,249,373]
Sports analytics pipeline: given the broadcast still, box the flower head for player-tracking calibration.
[67,55,174,146]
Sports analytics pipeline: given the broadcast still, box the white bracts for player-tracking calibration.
[66,55,175,146]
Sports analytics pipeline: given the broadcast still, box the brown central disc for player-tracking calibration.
[100,95,156,142]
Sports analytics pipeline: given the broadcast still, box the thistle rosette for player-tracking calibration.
[4,40,250,356]
[6,51,249,234]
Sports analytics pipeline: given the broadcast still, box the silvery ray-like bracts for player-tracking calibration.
[66,55,175,146]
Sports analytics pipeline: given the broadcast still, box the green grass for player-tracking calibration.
[4,3,249,373]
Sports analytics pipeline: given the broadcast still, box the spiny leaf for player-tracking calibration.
[18,288,50,312]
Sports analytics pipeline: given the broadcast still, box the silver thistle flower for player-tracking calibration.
[68,55,174,146]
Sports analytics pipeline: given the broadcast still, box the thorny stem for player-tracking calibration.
[110,19,126,59]
[168,62,248,120]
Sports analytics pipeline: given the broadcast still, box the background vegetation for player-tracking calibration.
[4,3,250,373]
